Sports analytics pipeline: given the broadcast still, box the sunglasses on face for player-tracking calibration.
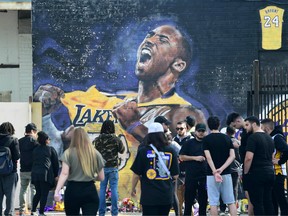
[176,127,184,131]
[197,130,206,133]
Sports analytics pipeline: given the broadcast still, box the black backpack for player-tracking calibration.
[0,140,13,175]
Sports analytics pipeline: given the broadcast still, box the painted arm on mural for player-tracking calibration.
[33,84,130,170]
[34,83,206,158]
[34,84,75,157]
[112,99,206,142]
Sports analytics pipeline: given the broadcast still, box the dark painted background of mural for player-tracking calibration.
[32,0,288,199]
[32,0,286,127]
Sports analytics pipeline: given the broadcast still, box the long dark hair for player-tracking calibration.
[144,132,169,149]
[100,120,115,134]
[37,131,49,146]
[0,122,15,135]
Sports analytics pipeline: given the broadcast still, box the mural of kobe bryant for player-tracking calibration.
[33,18,208,196]
[112,24,207,140]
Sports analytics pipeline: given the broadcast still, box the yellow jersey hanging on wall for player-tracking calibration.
[259,6,284,50]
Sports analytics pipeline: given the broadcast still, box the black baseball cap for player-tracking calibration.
[25,123,37,132]
[154,116,171,125]
[195,123,206,131]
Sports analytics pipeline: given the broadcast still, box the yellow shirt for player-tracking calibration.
[259,6,285,50]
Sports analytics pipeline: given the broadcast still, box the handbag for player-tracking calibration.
[149,144,172,180]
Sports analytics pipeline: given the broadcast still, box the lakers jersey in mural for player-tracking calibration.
[260,6,285,50]
[60,85,192,199]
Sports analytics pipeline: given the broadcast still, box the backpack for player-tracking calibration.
[0,145,13,175]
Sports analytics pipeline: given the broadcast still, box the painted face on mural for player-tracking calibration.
[135,25,186,81]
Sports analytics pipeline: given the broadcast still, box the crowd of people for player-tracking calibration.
[130,113,288,216]
[0,122,106,216]
[0,111,287,216]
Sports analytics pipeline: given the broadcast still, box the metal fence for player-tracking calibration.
[248,60,288,140]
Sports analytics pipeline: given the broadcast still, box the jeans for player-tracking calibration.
[99,167,119,216]
[19,172,35,212]
[0,173,18,216]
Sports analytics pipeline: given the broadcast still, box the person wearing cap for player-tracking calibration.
[137,115,172,152]
[155,116,180,215]
[18,123,39,215]
[131,122,179,216]
[179,123,208,216]
[155,116,179,215]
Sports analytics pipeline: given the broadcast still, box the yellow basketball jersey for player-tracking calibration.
[259,6,284,50]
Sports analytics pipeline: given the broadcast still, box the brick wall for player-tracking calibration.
[32,0,288,201]
[19,33,32,102]
[33,0,288,120]
[0,11,19,101]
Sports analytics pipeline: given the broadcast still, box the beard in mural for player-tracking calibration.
[33,24,206,200]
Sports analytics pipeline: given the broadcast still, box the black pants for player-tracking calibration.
[272,174,288,216]
[65,181,99,216]
[184,176,207,216]
[247,173,275,215]
[142,204,171,216]
[32,180,51,214]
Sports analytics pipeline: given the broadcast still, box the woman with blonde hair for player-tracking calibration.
[54,127,105,215]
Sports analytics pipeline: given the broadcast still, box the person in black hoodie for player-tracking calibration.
[93,120,125,216]
[0,122,20,216]
[18,123,39,215]
[261,118,288,216]
[31,131,59,216]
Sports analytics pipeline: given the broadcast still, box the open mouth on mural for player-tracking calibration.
[139,48,151,65]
